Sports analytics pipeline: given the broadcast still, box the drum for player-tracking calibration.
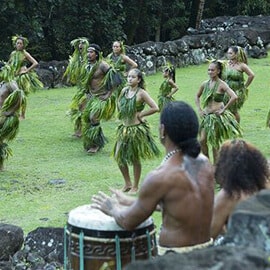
[64,204,157,270]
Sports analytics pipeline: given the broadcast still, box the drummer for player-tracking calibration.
[92,101,215,255]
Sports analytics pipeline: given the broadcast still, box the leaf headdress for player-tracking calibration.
[12,35,29,48]
[70,37,89,50]
[162,61,176,82]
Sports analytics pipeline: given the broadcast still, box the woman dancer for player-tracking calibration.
[224,46,255,123]
[113,68,160,194]
[8,35,43,119]
[64,37,89,137]
[0,62,26,170]
[195,61,242,164]
[107,41,137,97]
[158,64,179,111]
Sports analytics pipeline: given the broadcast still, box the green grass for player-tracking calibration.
[1,55,270,235]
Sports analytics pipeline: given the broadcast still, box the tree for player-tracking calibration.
[189,0,206,29]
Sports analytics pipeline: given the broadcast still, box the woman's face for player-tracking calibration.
[208,63,219,78]
[112,42,121,54]
[16,39,24,51]
[227,48,237,60]
[127,69,140,87]
[163,69,169,78]
[78,42,84,52]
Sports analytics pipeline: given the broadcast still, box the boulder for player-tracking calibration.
[0,224,24,261]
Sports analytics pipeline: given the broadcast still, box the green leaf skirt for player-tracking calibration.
[113,122,161,166]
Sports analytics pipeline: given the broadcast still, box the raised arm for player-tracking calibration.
[24,51,38,72]
[122,54,138,69]
[136,89,159,123]
[92,170,163,230]
[167,78,179,97]
[241,63,255,88]
[195,83,205,117]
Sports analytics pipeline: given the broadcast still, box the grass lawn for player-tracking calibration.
[0,55,269,235]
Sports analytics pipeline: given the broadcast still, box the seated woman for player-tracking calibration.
[211,139,270,239]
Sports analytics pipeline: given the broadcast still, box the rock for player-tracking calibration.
[222,189,270,252]
[0,224,24,261]
[123,246,270,270]
[24,227,65,265]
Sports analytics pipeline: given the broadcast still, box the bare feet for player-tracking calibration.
[72,132,82,138]
[122,186,132,192]
[128,187,138,195]
[87,146,100,154]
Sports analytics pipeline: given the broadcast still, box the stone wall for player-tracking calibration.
[127,15,270,75]
[36,15,270,88]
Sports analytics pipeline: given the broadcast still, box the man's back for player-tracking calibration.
[156,153,214,247]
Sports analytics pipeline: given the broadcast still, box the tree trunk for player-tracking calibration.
[195,0,205,29]
[189,0,205,29]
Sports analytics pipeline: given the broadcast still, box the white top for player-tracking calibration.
[68,204,153,231]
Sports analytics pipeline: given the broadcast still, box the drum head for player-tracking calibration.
[68,204,153,231]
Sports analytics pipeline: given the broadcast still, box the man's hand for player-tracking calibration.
[91,191,119,216]
[110,188,136,206]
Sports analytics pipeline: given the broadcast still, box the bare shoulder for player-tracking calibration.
[214,189,239,214]
[137,88,149,98]
[185,153,212,169]
[140,166,171,194]
[198,80,208,93]
[184,154,214,182]
[100,60,110,72]
[120,86,128,95]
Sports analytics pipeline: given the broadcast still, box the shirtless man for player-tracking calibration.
[92,101,214,254]
[82,43,119,153]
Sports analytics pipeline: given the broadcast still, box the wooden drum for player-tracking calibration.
[65,204,157,270]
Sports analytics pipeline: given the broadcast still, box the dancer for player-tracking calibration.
[63,37,89,86]
[64,38,89,138]
[107,41,137,76]
[0,62,26,170]
[211,139,269,239]
[224,46,255,122]
[92,101,214,254]
[81,43,121,153]
[106,41,137,97]
[195,60,242,164]
[158,63,179,111]
[113,68,160,194]
[8,35,43,119]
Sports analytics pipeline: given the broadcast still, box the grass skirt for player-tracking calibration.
[267,109,270,128]
[16,71,43,95]
[0,142,12,169]
[113,122,161,166]
[0,115,20,141]
[224,88,248,113]
[83,124,107,150]
[83,95,116,122]
[200,111,243,149]
[158,95,174,111]
[0,115,19,169]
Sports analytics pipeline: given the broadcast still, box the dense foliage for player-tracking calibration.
[1,0,270,61]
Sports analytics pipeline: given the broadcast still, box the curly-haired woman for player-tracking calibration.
[211,139,269,239]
